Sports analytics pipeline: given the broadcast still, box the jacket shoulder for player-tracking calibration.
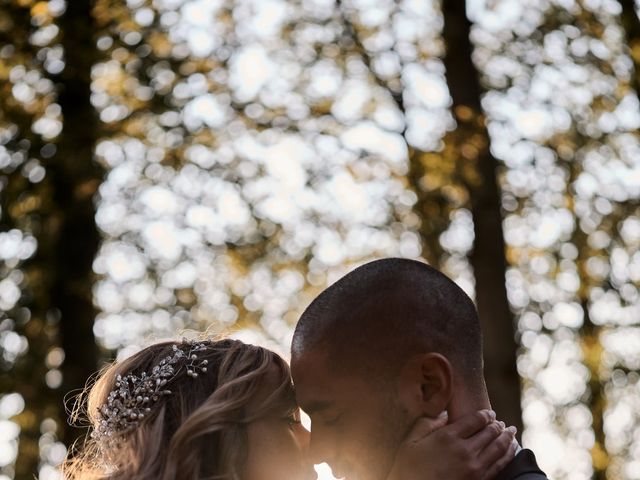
[495,449,549,480]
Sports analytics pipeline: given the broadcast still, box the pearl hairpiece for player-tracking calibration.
[92,340,210,443]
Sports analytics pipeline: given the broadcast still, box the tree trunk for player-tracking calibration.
[440,0,523,436]
[579,300,608,480]
[565,147,609,479]
[618,0,640,102]
[51,0,103,448]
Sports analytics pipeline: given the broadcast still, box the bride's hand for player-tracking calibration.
[386,410,517,480]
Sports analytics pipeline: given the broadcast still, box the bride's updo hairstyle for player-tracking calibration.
[63,338,296,480]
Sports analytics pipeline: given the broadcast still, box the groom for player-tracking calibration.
[290,258,548,480]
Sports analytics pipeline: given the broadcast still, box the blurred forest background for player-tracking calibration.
[0,0,639,478]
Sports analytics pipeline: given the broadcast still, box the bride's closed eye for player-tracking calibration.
[283,407,303,428]
[286,415,302,427]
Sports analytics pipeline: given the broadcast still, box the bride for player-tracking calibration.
[63,338,515,480]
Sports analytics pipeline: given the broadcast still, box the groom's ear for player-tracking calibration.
[397,353,453,418]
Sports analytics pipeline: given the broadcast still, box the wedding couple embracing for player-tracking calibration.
[64,258,549,480]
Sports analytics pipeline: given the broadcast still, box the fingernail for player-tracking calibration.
[498,421,506,429]
[507,426,517,435]
[488,410,496,420]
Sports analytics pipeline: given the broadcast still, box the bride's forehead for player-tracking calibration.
[261,361,291,385]
[244,363,295,406]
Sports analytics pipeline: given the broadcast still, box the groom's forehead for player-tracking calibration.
[292,350,373,407]
[291,349,331,385]
[293,351,334,384]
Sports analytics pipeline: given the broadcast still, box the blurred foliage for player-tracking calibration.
[0,0,76,478]
[0,0,639,479]
[470,1,640,478]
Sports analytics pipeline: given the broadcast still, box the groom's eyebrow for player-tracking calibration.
[302,400,333,414]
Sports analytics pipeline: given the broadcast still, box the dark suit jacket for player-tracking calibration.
[495,449,549,480]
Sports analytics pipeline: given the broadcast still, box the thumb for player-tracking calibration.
[406,411,449,443]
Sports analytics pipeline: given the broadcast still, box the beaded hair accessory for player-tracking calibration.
[92,340,210,443]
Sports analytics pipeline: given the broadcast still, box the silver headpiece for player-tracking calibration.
[92,340,211,443]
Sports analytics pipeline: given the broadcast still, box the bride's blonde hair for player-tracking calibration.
[63,338,296,480]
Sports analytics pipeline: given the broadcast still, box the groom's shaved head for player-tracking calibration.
[292,258,484,387]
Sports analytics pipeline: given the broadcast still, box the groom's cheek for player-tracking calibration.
[341,418,399,480]
[308,422,347,465]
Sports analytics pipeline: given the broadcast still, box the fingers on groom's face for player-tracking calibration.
[291,350,408,480]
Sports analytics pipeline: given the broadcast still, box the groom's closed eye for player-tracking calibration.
[299,400,345,428]
[320,413,343,427]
